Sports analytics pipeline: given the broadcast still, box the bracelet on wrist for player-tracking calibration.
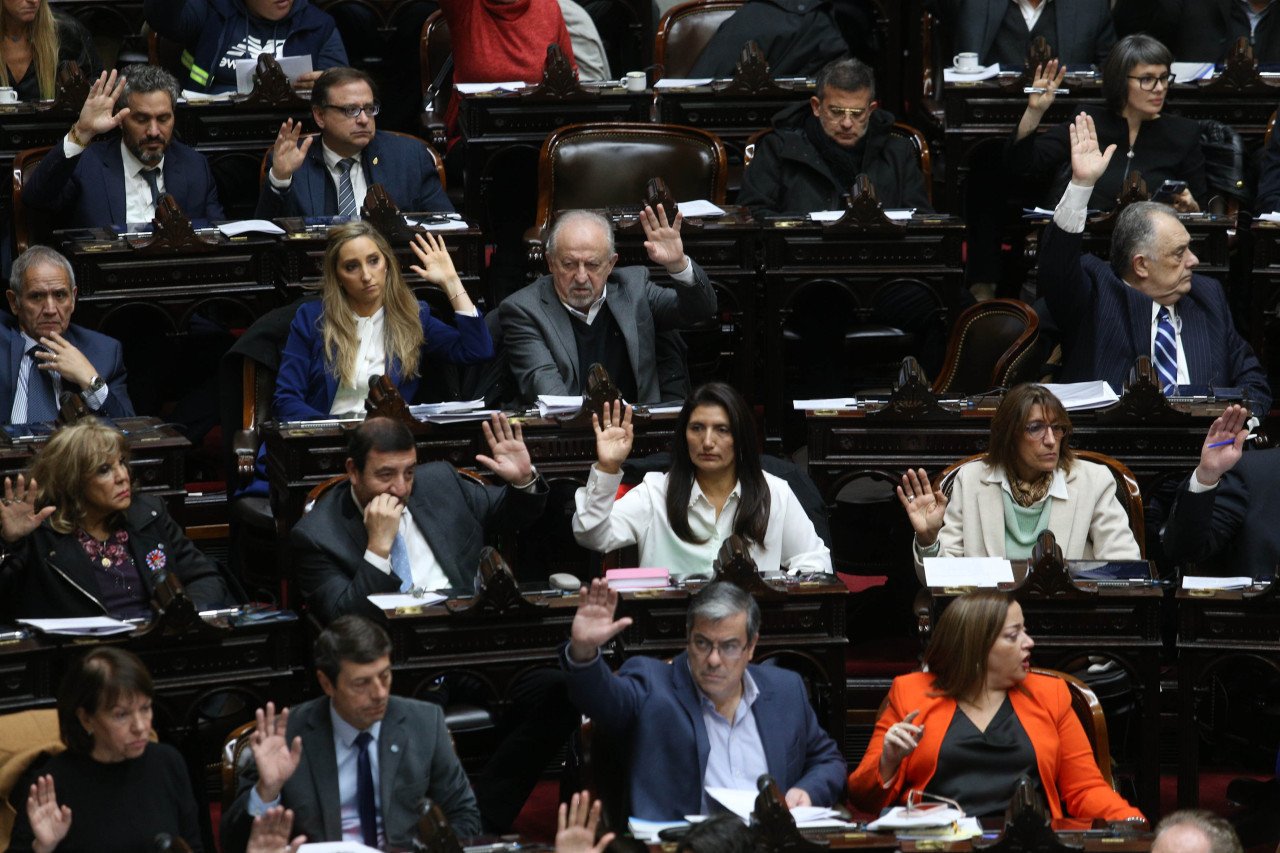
[449,291,468,302]
[68,124,88,147]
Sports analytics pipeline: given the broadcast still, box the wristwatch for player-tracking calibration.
[80,375,105,401]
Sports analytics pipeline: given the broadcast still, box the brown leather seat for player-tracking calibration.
[654,0,745,79]
[418,9,452,151]
[12,145,54,255]
[931,299,1040,396]
[934,449,1146,558]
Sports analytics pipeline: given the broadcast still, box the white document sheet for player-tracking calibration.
[923,558,1015,587]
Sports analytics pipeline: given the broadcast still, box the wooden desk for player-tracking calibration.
[655,83,813,163]
[1174,584,1280,808]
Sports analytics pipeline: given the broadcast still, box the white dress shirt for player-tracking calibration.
[1012,0,1051,30]
[353,485,452,592]
[330,308,387,416]
[1149,301,1190,385]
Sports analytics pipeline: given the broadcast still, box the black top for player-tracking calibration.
[8,743,203,853]
[926,695,1040,817]
[570,303,638,403]
[1008,104,1207,211]
[4,12,100,102]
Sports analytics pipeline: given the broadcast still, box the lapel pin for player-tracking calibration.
[373,157,379,166]
[390,743,399,753]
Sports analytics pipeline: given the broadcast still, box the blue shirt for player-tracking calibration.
[693,662,768,813]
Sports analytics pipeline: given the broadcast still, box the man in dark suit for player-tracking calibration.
[2,246,133,422]
[499,204,718,405]
[1039,113,1270,412]
[562,580,847,821]
[24,66,224,227]
[934,0,1116,67]
[256,67,451,220]
[1113,0,1280,66]
[687,0,851,79]
[1163,404,1280,579]
[221,615,482,853]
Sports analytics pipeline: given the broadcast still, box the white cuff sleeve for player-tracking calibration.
[1187,471,1219,493]
[268,169,293,191]
[62,134,88,158]
[454,307,479,317]
[83,384,109,411]
[668,259,695,284]
[364,549,393,574]
[247,786,282,817]
[1052,181,1094,234]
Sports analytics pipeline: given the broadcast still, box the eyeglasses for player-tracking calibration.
[323,101,381,118]
[1127,73,1175,91]
[824,104,875,121]
[690,636,747,660]
[1024,421,1068,440]
[906,789,965,817]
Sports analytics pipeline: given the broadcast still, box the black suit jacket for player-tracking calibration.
[220,695,482,853]
[292,462,548,624]
[1112,0,1280,65]
[0,315,134,419]
[937,0,1116,66]
[1163,448,1280,578]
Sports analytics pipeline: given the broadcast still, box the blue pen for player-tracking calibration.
[1206,434,1260,449]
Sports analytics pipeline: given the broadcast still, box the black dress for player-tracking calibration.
[8,743,202,853]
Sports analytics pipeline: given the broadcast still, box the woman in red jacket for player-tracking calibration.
[848,590,1144,821]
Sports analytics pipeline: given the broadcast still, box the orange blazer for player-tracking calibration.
[848,671,1142,821]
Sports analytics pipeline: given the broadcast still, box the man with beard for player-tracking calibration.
[24,65,225,227]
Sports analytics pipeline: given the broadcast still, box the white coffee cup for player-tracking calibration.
[0,88,18,104]
[623,71,646,92]
[952,52,980,72]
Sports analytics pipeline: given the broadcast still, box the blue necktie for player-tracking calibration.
[355,730,377,848]
[140,168,161,208]
[24,346,58,423]
[389,532,412,593]
[1154,307,1178,395]
[337,158,358,218]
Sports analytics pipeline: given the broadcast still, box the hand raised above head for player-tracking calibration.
[1068,112,1116,188]
[639,203,687,273]
[269,119,314,181]
[897,468,947,548]
[1,474,55,544]
[477,412,534,486]
[1025,60,1065,113]
[250,702,303,803]
[567,578,632,662]
[592,400,633,475]
[74,69,130,143]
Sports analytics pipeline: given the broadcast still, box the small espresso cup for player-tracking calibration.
[952,52,980,72]
[623,71,646,92]
[0,88,18,104]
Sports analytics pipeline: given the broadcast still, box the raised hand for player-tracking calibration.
[897,468,948,548]
[477,412,534,486]
[1068,112,1116,188]
[555,790,614,853]
[1195,403,1249,487]
[409,233,474,313]
[73,69,129,144]
[250,703,303,803]
[879,709,924,782]
[568,578,633,662]
[33,332,96,390]
[1026,60,1065,113]
[247,806,306,853]
[28,775,70,853]
[639,203,687,273]
[592,400,633,475]
[1,475,55,544]
[269,120,315,181]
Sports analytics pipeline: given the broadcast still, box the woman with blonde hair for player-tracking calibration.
[1,0,99,102]
[0,418,232,619]
[274,221,493,420]
[849,589,1143,821]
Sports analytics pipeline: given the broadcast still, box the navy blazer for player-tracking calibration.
[24,138,224,227]
[561,650,847,821]
[1038,222,1271,413]
[0,315,134,419]
[939,0,1116,66]
[255,131,452,220]
[273,299,494,421]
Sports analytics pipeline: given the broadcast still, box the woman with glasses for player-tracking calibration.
[273,220,493,420]
[899,383,1140,584]
[1009,34,1205,212]
[848,589,1144,821]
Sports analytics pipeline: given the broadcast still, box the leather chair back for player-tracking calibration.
[12,146,54,255]
[221,719,257,811]
[932,299,1039,396]
[654,0,744,79]
[1198,118,1249,207]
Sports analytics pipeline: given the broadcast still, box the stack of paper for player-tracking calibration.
[705,788,850,828]
[628,818,689,841]
[653,78,714,88]
[942,63,1001,82]
[537,395,586,418]
[367,592,447,609]
[1182,576,1256,591]
[793,398,858,411]
[923,558,1015,587]
[677,200,726,217]
[19,617,134,636]
[866,805,964,831]
[1040,381,1119,410]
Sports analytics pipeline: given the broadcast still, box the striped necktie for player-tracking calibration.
[24,345,58,423]
[1154,307,1178,395]
[337,158,358,218]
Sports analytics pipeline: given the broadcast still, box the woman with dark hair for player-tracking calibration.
[571,382,830,578]
[8,647,203,852]
[273,221,493,420]
[848,590,1143,821]
[1009,34,1205,212]
[0,418,233,619]
[900,383,1139,583]
[0,0,99,102]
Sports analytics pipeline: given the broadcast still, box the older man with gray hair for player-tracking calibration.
[499,204,717,404]
[25,64,225,227]
[1036,112,1269,412]
[561,579,846,821]
[1151,811,1242,853]
[1,246,133,423]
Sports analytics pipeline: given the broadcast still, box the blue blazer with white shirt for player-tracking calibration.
[0,315,134,420]
[560,649,847,821]
[23,138,224,227]
[255,131,452,220]
[1038,221,1271,413]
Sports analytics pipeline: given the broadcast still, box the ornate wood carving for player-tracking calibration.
[1011,531,1093,600]
[244,53,310,109]
[362,184,419,243]
[133,571,231,645]
[365,374,433,434]
[1091,172,1150,232]
[866,357,956,421]
[824,175,907,233]
[55,391,91,426]
[1006,37,1055,90]
[714,535,787,600]
[645,176,700,231]
[558,364,623,427]
[1095,356,1190,423]
[974,777,1082,853]
[715,41,789,96]
[751,775,827,853]
[130,195,219,254]
[415,799,466,853]
[1203,38,1277,93]
[446,547,548,617]
[38,60,89,113]
[523,42,593,100]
